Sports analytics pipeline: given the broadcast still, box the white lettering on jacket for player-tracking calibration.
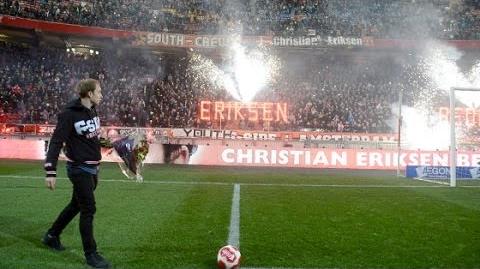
[74,116,100,137]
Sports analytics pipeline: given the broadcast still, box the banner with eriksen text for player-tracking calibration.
[2,139,479,170]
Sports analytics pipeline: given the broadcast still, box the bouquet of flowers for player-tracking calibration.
[101,131,149,182]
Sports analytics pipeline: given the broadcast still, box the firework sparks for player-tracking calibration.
[188,41,280,103]
[397,42,480,150]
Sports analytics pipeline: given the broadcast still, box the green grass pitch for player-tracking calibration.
[0,159,479,268]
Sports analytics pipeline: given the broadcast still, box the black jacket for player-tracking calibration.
[45,99,101,177]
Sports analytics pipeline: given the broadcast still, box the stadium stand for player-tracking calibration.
[1,0,479,39]
[0,39,447,133]
[1,1,479,133]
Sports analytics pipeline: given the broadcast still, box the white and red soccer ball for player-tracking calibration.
[217,245,241,269]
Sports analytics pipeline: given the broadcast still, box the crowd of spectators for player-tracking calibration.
[2,40,454,133]
[1,0,479,39]
[0,41,184,127]
[253,55,397,132]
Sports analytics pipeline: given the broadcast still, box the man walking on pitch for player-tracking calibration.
[43,78,110,269]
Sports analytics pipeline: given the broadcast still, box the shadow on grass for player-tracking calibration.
[0,215,84,263]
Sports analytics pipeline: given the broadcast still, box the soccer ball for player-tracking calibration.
[217,245,241,269]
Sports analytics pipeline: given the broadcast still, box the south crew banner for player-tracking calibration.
[4,16,480,49]
[131,32,271,48]
[132,32,367,48]
[2,139,479,170]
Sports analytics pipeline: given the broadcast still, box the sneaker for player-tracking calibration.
[42,233,65,251]
[85,252,111,269]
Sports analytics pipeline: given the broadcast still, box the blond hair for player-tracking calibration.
[76,79,99,98]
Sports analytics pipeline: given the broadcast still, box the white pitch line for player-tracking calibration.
[1,175,478,269]
[414,177,450,186]
[228,184,241,247]
[0,175,230,186]
[1,175,480,188]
